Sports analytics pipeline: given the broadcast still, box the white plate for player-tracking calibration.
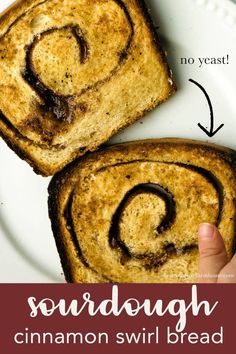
[1,0,236,282]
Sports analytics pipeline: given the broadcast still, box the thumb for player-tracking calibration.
[197,223,228,283]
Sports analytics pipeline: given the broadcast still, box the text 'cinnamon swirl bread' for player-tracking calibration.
[48,139,236,283]
[0,0,175,175]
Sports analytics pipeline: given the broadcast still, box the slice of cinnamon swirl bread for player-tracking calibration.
[0,0,175,176]
[48,138,236,283]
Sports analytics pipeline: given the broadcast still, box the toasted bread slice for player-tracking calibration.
[0,0,175,176]
[48,138,236,283]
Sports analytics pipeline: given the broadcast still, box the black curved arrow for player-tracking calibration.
[189,79,224,137]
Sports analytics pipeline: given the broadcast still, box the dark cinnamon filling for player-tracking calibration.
[2,0,135,147]
[63,191,112,282]
[63,192,89,268]
[114,0,134,64]
[23,25,89,122]
[0,111,66,150]
[109,183,176,259]
[21,1,134,124]
[63,161,224,274]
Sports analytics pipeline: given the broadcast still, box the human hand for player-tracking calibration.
[198,223,236,283]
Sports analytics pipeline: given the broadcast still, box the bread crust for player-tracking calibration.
[48,138,236,283]
[0,0,176,176]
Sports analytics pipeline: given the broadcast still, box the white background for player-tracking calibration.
[0,0,236,282]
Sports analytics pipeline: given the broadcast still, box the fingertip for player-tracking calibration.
[198,223,215,241]
[197,223,227,283]
[198,223,226,255]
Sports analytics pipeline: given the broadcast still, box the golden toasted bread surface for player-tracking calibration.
[48,138,236,283]
[0,0,175,175]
